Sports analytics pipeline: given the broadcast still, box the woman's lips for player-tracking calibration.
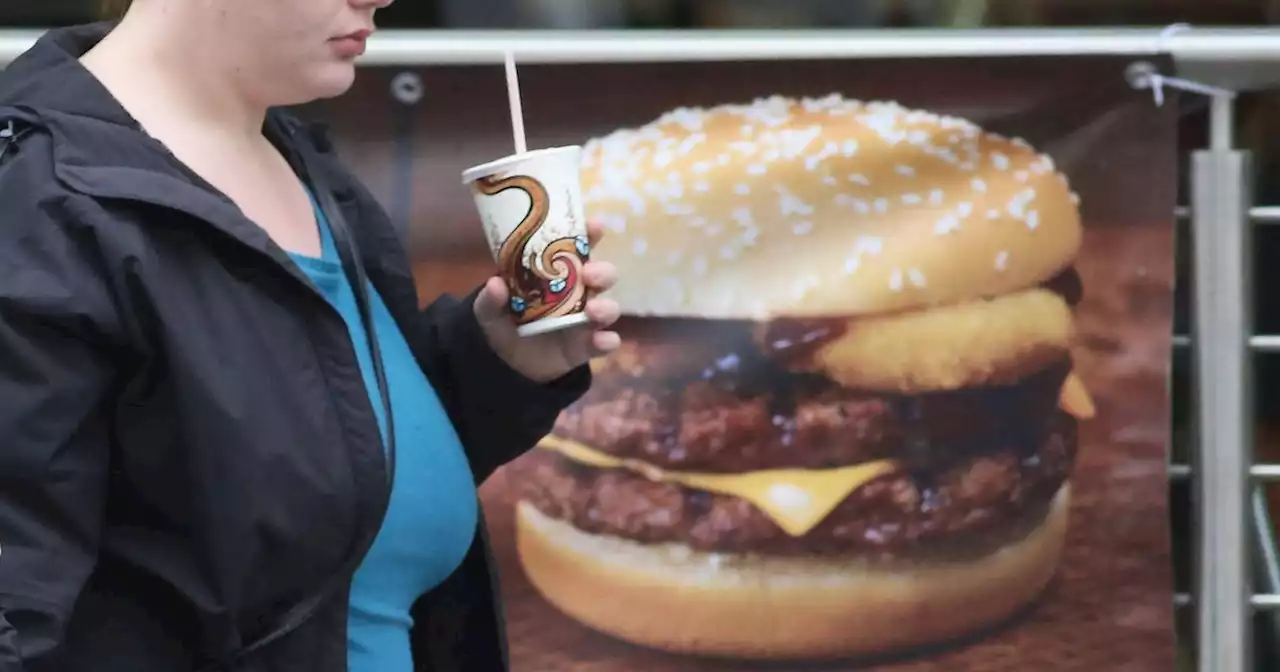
[330,30,372,58]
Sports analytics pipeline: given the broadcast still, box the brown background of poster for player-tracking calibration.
[311,54,1179,670]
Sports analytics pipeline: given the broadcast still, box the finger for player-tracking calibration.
[590,330,622,354]
[587,220,606,249]
[584,297,620,328]
[581,261,618,293]
[473,276,510,323]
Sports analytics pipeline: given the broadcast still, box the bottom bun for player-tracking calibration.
[515,486,1071,661]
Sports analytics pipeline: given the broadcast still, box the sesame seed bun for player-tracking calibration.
[580,95,1083,320]
[515,486,1070,660]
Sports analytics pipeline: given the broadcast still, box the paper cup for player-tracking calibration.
[463,146,592,338]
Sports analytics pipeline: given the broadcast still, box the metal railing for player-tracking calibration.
[3,24,1277,672]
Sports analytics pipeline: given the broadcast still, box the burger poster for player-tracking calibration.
[316,54,1179,670]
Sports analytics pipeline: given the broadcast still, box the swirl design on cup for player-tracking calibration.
[477,174,590,325]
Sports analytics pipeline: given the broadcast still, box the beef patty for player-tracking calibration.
[555,356,1069,473]
[516,414,1076,558]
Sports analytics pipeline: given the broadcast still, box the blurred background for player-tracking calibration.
[5,1,1280,669]
[5,0,1280,28]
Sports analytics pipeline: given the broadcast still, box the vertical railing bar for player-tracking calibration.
[1192,90,1252,672]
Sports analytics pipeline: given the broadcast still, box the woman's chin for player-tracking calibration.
[309,64,359,100]
[275,64,358,106]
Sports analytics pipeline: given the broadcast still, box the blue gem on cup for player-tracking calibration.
[549,278,567,293]
[575,235,590,258]
[509,295,527,314]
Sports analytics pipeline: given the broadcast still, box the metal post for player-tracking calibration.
[1191,113,1253,671]
[1210,94,1235,152]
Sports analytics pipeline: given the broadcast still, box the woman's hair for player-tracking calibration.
[100,0,131,18]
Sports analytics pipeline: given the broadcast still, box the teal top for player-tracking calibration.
[287,196,479,672]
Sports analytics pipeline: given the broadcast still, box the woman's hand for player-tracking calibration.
[472,221,622,383]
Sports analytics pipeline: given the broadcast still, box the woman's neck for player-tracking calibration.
[81,8,269,141]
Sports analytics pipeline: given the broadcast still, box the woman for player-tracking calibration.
[0,1,621,670]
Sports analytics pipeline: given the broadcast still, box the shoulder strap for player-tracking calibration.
[198,125,398,671]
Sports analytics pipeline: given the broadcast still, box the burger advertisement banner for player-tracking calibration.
[313,54,1179,670]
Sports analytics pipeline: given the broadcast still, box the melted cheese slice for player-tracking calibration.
[1058,372,1096,420]
[537,435,897,538]
[540,372,1093,538]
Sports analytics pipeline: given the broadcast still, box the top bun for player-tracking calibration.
[580,95,1083,319]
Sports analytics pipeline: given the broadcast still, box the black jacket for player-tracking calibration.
[0,23,590,672]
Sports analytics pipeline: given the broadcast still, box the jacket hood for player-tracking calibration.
[0,22,141,131]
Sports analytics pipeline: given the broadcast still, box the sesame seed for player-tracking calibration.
[1014,171,1029,183]
[694,181,711,193]
[907,268,927,288]
[971,178,988,193]
[735,184,751,195]
[692,161,712,174]
[987,209,1001,219]
[776,185,816,216]
[855,236,883,255]
[895,164,916,177]
[929,189,944,205]
[1026,210,1040,230]
[747,164,767,175]
[889,269,904,292]
[934,213,961,235]
[823,176,837,186]
[692,255,708,276]
[792,221,813,235]
[994,250,1009,271]
[848,174,871,186]
[992,152,1010,170]
[957,202,973,218]
[874,198,889,213]
[844,257,860,275]
[632,238,648,255]
[902,193,922,205]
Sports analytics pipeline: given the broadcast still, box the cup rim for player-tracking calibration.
[461,145,583,185]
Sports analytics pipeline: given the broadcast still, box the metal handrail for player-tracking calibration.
[0,27,1279,88]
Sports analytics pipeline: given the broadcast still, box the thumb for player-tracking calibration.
[473,276,511,324]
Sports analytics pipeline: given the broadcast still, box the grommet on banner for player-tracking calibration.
[390,71,424,107]
[1125,61,1235,108]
